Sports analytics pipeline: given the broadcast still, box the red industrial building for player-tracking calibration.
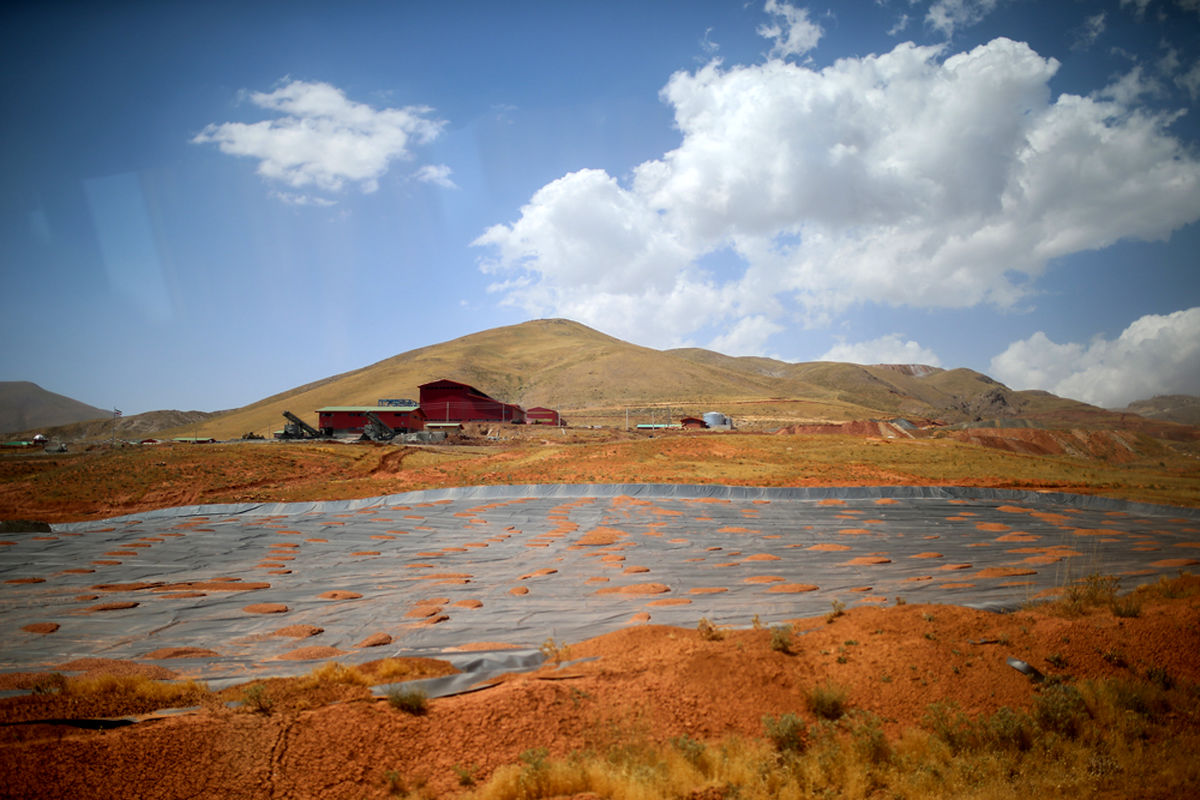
[418,379,526,423]
[525,406,565,426]
[316,404,426,436]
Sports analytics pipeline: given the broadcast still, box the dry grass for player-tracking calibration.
[464,671,1200,800]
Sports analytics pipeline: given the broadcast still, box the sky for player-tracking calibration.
[2,0,1199,415]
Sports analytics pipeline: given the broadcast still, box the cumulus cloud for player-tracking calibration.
[193,79,444,197]
[758,1,823,59]
[926,0,1001,38]
[474,37,1200,353]
[820,334,943,366]
[989,308,1200,408]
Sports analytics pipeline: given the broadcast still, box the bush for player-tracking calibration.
[540,638,571,664]
[1110,595,1142,618]
[763,713,807,753]
[1034,683,1088,738]
[697,617,724,641]
[242,683,273,714]
[806,682,848,721]
[387,686,428,715]
[825,599,846,624]
[769,625,792,653]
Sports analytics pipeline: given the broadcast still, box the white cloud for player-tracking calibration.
[1073,12,1107,50]
[413,164,457,189]
[474,38,1200,354]
[926,0,1001,38]
[193,79,444,198]
[757,1,823,59]
[989,308,1200,408]
[820,334,943,366]
[708,315,785,356]
[887,13,911,37]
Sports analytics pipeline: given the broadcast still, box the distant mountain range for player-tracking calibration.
[5,320,1198,442]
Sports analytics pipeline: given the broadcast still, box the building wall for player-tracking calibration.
[419,381,525,423]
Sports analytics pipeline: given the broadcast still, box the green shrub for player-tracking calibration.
[241,683,273,714]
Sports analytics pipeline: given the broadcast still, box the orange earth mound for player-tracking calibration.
[1,577,1198,799]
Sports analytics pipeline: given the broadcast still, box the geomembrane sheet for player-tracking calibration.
[2,484,1198,685]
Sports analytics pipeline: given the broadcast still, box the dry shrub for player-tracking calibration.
[65,673,208,707]
[696,617,724,641]
[299,661,368,689]
[806,682,848,721]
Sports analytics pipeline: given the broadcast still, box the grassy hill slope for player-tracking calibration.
[165,319,1140,441]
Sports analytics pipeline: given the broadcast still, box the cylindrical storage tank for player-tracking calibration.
[702,411,729,429]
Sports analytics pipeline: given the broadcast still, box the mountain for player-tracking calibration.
[8,409,218,443]
[167,318,1145,441]
[0,382,109,436]
[1120,395,1200,427]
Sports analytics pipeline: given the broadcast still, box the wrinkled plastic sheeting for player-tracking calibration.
[1,484,1195,684]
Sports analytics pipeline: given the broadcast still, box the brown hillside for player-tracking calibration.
[165,319,1158,441]
[0,382,109,436]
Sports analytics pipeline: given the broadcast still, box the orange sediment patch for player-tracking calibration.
[910,552,943,559]
[936,564,972,571]
[585,577,610,585]
[717,526,759,534]
[646,598,692,607]
[766,584,819,593]
[520,568,559,579]
[274,625,324,638]
[509,586,530,596]
[1151,558,1200,568]
[689,587,728,594]
[355,633,393,648]
[807,543,852,552]
[243,603,288,614]
[818,499,846,506]
[939,582,976,589]
[973,567,1038,579]
[595,583,670,596]
[22,622,59,634]
[996,505,1034,514]
[5,578,45,584]
[453,599,483,609]
[742,553,781,562]
[842,556,891,566]
[623,566,651,574]
[275,646,347,661]
[995,532,1040,542]
[318,591,363,600]
[142,647,218,659]
[874,498,898,505]
[838,529,872,536]
[1072,529,1124,537]
[743,576,785,584]
[86,602,139,612]
[974,522,1010,532]
[627,612,652,624]
[574,527,626,547]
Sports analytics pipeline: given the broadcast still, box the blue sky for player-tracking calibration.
[3,0,1199,415]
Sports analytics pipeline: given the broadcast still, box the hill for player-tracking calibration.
[1120,395,1200,426]
[166,319,1163,441]
[0,382,109,436]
